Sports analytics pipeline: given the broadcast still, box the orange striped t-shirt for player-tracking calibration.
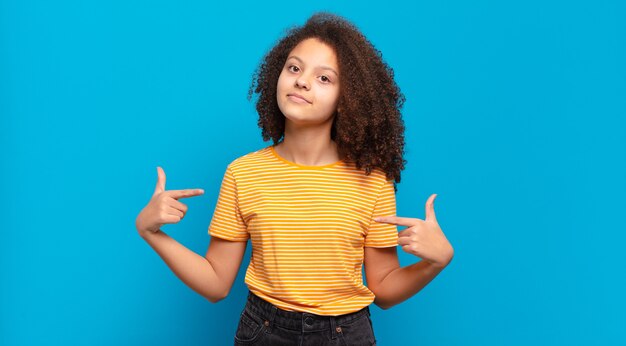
[208,145,398,316]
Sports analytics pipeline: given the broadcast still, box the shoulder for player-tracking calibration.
[341,162,392,187]
[226,145,273,173]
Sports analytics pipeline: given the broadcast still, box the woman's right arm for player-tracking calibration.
[139,230,247,303]
[136,167,247,303]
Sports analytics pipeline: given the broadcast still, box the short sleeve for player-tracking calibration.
[364,178,398,247]
[208,166,249,241]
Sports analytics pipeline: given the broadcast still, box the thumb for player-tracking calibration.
[153,166,166,196]
[425,193,437,222]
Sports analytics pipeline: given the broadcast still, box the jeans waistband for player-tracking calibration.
[244,290,370,333]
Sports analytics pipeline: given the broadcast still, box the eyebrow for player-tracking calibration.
[286,56,339,77]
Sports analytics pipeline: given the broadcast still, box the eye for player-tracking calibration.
[319,75,331,83]
[288,65,300,73]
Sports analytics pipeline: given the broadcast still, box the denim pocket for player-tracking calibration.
[234,309,265,344]
[338,314,376,346]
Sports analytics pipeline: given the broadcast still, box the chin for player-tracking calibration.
[279,105,308,120]
[279,104,334,124]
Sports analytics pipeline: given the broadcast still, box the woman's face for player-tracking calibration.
[276,37,340,127]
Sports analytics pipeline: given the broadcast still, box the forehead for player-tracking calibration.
[287,38,338,68]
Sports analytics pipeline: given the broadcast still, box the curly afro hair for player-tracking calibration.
[248,12,407,190]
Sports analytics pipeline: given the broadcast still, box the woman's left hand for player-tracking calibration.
[373,194,454,269]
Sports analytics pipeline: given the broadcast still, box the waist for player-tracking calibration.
[245,290,371,332]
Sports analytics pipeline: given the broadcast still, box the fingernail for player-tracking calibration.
[373,217,380,222]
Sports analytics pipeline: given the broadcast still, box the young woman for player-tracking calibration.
[135,12,454,346]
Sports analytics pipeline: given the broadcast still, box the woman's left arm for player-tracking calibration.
[365,194,454,310]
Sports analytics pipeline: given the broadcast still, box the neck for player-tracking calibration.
[274,119,339,166]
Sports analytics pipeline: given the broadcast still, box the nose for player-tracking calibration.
[295,77,310,90]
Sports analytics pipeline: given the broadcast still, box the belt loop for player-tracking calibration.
[330,316,338,340]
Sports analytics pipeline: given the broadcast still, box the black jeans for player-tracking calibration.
[234,291,377,345]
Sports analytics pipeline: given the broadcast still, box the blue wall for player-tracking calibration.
[1,0,625,345]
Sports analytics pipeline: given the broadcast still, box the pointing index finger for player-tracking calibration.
[372,216,418,227]
[168,189,205,199]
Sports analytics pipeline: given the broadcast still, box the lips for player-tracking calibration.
[287,93,311,104]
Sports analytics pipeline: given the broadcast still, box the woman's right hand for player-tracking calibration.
[135,166,205,237]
